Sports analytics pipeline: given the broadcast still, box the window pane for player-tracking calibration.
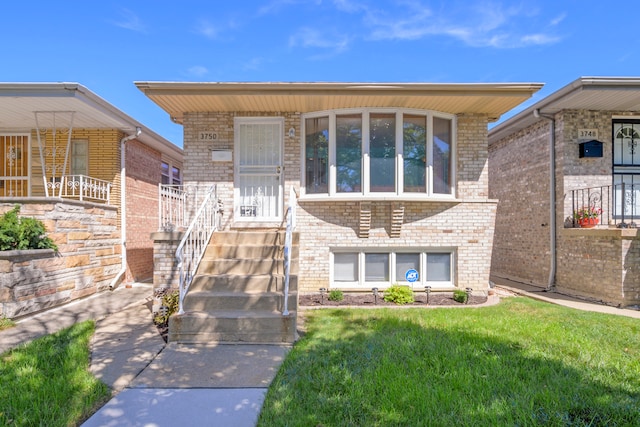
[370,113,395,192]
[336,114,362,193]
[305,117,329,194]
[172,167,181,185]
[396,253,420,282]
[365,253,389,281]
[433,117,452,194]
[71,140,88,176]
[427,253,451,282]
[403,115,427,193]
[334,253,358,281]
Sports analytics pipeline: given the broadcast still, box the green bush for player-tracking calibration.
[383,285,415,305]
[0,206,57,251]
[453,289,468,304]
[328,289,344,302]
[154,290,180,325]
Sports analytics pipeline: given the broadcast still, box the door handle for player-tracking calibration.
[276,166,281,174]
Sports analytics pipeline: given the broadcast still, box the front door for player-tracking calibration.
[234,117,283,222]
[613,119,640,219]
[0,135,29,197]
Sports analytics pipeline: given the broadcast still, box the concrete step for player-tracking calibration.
[197,258,299,275]
[184,290,298,312]
[211,231,299,246]
[189,274,298,293]
[169,310,297,344]
[203,244,299,260]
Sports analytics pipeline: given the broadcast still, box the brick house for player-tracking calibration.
[0,83,182,317]
[489,76,640,307]
[139,81,541,298]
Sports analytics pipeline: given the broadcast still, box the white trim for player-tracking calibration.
[329,247,456,289]
[301,108,456,199]
[233,116,284,223]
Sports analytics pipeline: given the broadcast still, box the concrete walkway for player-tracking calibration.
[0,284,289,426]
[3,280,639,426]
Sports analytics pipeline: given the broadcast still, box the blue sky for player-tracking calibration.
[2,1,638,147]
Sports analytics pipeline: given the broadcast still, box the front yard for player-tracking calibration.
[259,298,640,426]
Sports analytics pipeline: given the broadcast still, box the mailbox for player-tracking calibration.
[579,140,603,158]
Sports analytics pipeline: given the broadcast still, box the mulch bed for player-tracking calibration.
[299,292,488,307]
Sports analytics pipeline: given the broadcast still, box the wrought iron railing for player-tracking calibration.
[159,184,215,231]
[282,186,297,316]
[570,183,640,227]
[176,185,219,314]
[55,175,112,204]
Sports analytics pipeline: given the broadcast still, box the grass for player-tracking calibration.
[0,315,15,331]
[259,297,640,426]
[0,320,111,426]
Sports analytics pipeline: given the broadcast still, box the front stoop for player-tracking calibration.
[169,230,299,344]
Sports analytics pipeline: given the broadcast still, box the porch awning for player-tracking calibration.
[135,81,543,124]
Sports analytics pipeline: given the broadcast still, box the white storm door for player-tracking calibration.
[234,118,284,222]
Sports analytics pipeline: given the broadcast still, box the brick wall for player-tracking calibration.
[125,139,163,282]
[489,109,640,306]
[489,120,552,285]
[0,199,120,318]
[168,110,496,293]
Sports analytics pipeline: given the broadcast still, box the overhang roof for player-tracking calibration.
[135,81,543,124]
[0,82,182,159]
[489,77,640,143]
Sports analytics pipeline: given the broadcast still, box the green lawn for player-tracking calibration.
[0,321,111,426]
[259,297,640,426]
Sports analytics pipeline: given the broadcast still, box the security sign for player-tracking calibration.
[405,269,419,283]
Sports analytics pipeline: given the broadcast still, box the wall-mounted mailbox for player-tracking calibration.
[579,140,603,158]
[211,150,232,162]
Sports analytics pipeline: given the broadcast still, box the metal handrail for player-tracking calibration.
[52,175,112,204]
[176,185,219,315]
[570,183,640,227]
[282,186,297,316]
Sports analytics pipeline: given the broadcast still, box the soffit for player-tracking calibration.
[135,82,543,123]
[489,77,640,143]
[0,83,182,158]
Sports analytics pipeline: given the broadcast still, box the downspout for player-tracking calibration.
[534,109,556,291]
[109,127,142,289]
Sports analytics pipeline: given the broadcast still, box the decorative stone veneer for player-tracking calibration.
[0,199,120,318]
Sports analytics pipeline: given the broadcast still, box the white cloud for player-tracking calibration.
[196,20,220,40]
[111,8,147,33]
[187,66,209,77]
[362,1,562,48]
[289,27,350,53]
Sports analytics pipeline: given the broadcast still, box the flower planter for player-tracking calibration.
[578,217,599,228]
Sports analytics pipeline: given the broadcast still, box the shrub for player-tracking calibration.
[0,206,57,251]
[328,289,344,302]
[383,285,415,305]
[453,289,468,304]
[154,290,180,325]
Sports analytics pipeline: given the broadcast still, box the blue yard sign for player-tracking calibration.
[405,269,419,283]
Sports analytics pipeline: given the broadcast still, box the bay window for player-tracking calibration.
[303,109,454,197]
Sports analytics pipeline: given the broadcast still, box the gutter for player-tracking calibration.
[533,109,557,290]
[109,127,142,289]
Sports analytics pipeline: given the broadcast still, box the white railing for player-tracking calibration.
[176,185,219,315]
[159,184,214,231]
[282,186,297,316]
[53,175,112,204]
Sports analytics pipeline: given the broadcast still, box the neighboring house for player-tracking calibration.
[489,76,640,307]
[0,83,182,317]
[138,81,541,296]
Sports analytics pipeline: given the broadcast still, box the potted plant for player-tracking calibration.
[574,206,601,228]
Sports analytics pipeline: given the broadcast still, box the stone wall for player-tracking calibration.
[0,199,120,318]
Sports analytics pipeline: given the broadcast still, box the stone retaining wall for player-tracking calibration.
[0,199,120,318]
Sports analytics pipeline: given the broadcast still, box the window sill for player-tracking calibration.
[298,194,461,203]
